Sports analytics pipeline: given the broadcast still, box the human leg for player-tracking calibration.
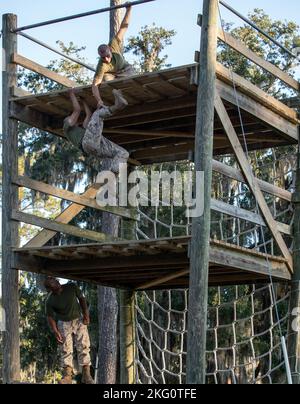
[110,89,128,114]
[57,321,74,384]
[74,319,94,384]
[66,88,81,127]
[82,100,92,129]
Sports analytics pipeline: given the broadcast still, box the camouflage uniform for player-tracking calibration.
[57,319,91,369]
[103,65,136,82]
[82,107,129,174]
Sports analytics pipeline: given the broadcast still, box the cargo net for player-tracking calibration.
[135,146,296,254]
[133,146,296,384]
[135,284,291,384]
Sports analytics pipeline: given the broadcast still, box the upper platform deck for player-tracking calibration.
[11,63,299,165]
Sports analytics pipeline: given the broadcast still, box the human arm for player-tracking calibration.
[116,3,132,43]
[92,60,106,108]
[47,316,64,344]
[79,297,90,326]
[92,80,104,109]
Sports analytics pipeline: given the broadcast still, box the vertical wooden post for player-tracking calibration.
[2,14,20,383]
[120,288,136,384]
[288,127,300,384]
[186,0,219,384]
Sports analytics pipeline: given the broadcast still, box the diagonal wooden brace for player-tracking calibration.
[215,91,293,273]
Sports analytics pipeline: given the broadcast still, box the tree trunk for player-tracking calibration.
[97,0,124,384]
[97,217,119,383]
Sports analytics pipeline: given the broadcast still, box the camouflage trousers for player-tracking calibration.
[103,64,136,82]
[57,319,91,369]
[82,107,129,174]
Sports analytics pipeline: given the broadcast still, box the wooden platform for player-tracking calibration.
[13,237,291,290]
[11,63,299,165]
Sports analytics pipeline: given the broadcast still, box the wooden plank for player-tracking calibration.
[104,128,195,139]
[2,13,21,384]
[15,235,290,262]
[106,106,196,128]
[24,185,99,248]
[13,175,138,221]
[12,210,118,243]
[12,53,77,88]
[216,62,299,124]
[211,238,287,262]
[211,199,291,235]
[12,86,31,97]
[210,242,290,280]
[215,92,293,273]
[212,159,292,202]
[216,79,298,142]
[131,142,194,160]
[187,0,219,386]
[10,101,64,137]
[136,269,189,290]
[218,30,300,92]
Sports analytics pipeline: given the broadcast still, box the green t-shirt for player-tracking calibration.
[45,283,84,322]
[63,119,85,149]
[94,37,129,82]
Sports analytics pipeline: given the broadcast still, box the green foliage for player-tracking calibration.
[218,8,300,97]
[125,23,176,72]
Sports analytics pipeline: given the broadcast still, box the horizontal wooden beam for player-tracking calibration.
[212,159,292,202]
[218,30,300,92]
[12,210,118,243]
[216,79,298,142]
[12,86,31,97]
[24,185,99,248]
[210,242,290,280]
[189,63,299,126]
[10,101,64,137]
[135,269,188,290]
[103,128,195,139]
[13,175,139,221]
[216,62,299,124]
[12,53,77,88]
[211,199,291,235]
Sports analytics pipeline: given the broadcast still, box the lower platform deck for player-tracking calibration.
[13,237,291,290]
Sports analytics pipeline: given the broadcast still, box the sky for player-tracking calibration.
[1,0,300,74]
[0,0,300,113]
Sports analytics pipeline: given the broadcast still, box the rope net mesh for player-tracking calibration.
[135,284,291,384]
[132,146,297,384]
